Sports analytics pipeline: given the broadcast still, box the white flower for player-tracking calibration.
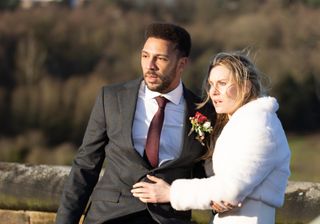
[203,121,211,129]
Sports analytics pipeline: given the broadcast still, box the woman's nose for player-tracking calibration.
[210,85,220,95]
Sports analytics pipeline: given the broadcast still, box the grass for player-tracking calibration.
[192,210,212,224]
[287,133,320,182]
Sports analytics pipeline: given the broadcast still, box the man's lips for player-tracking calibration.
[146,74,158,78]
[146,71,159,77]
[145,72,160,82]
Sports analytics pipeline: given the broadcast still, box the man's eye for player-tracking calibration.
[141,54,148,58]
[158,57,168,61]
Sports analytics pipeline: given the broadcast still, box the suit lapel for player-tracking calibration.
[117,79,141,149]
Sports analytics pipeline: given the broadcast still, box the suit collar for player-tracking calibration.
[144,81,184,105]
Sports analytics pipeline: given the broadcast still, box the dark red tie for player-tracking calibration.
[145,96,168,168]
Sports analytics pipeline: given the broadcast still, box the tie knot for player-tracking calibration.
[155,96,168,108]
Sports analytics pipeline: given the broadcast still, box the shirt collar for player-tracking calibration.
[144,80,183,105]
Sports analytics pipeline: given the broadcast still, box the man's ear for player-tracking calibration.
[177,57,189,73]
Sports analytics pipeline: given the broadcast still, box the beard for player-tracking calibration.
[144,66,178,93]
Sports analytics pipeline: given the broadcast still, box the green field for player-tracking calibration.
[288,133,320,182]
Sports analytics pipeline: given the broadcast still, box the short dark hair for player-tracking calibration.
[144,22,191,57]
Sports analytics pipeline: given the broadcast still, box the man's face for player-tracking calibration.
[141,37,187,93]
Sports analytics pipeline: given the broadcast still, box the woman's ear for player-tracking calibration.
[245,80,252,94]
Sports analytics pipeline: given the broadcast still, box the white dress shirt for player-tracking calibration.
[132,81,185,166]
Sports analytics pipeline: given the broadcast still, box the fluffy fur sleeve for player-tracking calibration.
[170,97,287,210]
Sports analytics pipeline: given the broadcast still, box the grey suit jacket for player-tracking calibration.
[56,78,214,224]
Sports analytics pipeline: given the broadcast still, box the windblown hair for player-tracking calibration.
[200,51,269,159]
[144,22,191,57]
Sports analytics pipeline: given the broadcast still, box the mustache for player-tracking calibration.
[146,71,159,76]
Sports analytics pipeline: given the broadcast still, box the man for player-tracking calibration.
[56,22,214,224]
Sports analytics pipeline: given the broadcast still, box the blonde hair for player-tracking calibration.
[199,51,268,159]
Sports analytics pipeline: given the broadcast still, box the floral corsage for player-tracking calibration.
[188,112,213,146]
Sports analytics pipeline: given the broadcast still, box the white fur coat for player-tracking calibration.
[170,97,291,211]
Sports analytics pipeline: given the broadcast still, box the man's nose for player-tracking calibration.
[147,58,157,70]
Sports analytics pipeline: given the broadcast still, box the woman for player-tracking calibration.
[131,51,291,224]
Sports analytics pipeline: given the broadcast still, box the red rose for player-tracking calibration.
[195,112,207,123]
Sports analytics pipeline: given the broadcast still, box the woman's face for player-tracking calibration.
[208,64,239,117]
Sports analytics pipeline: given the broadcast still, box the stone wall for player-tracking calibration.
[0,162,319,224]
[0,210,56,224]
[277,181,320,223]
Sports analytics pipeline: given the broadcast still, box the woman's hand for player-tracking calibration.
[210,200,241,213]
[131,175,171,203]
